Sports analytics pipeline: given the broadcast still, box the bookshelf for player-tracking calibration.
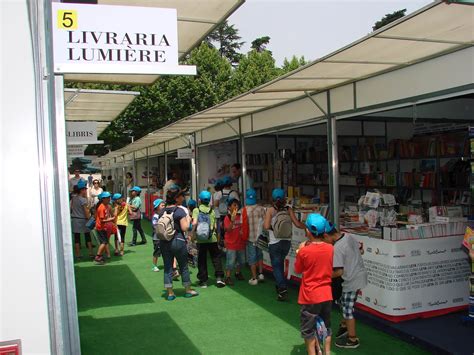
[245,153,274,202]
[338,129,471,209]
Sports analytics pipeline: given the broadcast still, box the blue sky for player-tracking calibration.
[228,0,432,65]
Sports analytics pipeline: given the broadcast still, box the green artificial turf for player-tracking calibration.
[74,222,428,355]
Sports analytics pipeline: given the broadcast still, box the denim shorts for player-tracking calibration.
[226,249,245,271]
[246,241,263,265]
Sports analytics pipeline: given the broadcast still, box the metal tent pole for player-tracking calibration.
[190,134,198,200]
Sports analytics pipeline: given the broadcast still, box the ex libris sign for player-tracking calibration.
[52,3,195,75]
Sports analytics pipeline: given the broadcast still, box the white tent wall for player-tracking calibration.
[1,1,52,353]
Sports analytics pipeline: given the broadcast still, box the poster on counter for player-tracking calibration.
[351,234,470,317]
[206,141,237,184]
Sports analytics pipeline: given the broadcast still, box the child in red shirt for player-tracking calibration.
[294,213,334,355]
[223,198,249,286]
[94,192,115,265]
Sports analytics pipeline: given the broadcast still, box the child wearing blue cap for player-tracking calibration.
[263,188,305,301]
[113,193,128,256]
[192,190,225,288]
[151,199,165,272]
[214,176,239,249]
[294,213,334,355]
[128,186,147,246]
[243,188,266,285]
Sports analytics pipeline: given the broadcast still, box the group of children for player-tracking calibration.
[71,181,147,264]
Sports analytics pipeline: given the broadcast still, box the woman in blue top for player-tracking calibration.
[160,185,198,301]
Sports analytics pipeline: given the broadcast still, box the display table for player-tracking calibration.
[262,227,470,323]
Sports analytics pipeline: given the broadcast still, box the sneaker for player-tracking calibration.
[225,277,234,286]
[249,278,258,286]
[277,288,288,302]
[184,290,199,298]
[335,327,348,339]
[235,272,245,281]
[128,242,137,247]
[258,273,265,282]
[114,251,119,256]
[138,240,147,245]
[152,266,160,272]
[335,337,360,349]
[94,256,105,265]
[216,279,226,288]
[199,282,208,288]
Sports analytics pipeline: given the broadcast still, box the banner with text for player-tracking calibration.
[52,3,195,75]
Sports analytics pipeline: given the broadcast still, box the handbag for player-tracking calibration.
[256,233,269,252]
[85,216,96,230]
[129,208,141,220]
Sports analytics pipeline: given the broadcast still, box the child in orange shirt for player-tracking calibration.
[223,198,249,286]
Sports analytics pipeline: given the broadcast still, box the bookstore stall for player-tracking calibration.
[97,1,474,324]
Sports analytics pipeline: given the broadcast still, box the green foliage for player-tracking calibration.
[230,50,280,94]
[251,36,271,53]
[76,27,308,156]
[281,55,308,74]
[205,21,244,65]
[373,9,406,31]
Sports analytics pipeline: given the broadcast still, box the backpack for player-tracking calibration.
[218,190,235,215]
[271,209,292,239]
[155,207,178,241]
[196,210,212,241]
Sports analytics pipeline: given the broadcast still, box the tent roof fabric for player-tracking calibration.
[64,0,244,84]
[64,88,140,135]
[102,1,474,160]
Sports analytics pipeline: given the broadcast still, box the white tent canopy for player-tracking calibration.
[65,0,244,84]
[64,88,140,135]
[103,0,474,159]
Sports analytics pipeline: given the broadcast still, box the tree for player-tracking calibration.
[85,43,234,155]
[281,55,308,74]
[230,49,280,95]
[373,9,406,31]
[251,36,271,53]
[205,21,244,65]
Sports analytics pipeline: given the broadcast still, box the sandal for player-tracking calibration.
[184,290,199,298]
[167,294,176,301]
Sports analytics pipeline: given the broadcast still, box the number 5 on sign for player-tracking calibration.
[57,10,77,30]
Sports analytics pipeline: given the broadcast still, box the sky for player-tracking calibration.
[228,0,433,66]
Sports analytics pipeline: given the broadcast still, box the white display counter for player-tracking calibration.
[262,227,471,322]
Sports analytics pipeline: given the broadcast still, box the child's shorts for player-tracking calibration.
[153,240,161,257]
[246,242,263,265]
[300,302,332,339]
[226,249,245,270]
[96,229,109,245]
[340,291,358,320]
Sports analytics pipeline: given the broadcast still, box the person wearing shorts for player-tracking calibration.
[151,199,165,272]
[294,214,334,355]
[113,193,128,256]
[242,188,266,285]
[94,192,114,265]
[324,222,367,349]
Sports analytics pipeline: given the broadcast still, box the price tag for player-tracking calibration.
[57,10,78,30]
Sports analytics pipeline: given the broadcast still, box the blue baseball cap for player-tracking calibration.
[325,220,337,234]
[98,191,111,200]
[188,199,197,208]
[130,186,142,193]
[222,176,233,186]
[272,188,285,201]
[214,179,223,189]
[199,190,211,203]
[305,213,328,236]
[77,180,87,190]
[227,197,241,208]
[112,193,122,201]
[245,188,257,206]
[153,199,164,210]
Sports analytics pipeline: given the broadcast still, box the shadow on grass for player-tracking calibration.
[79,312,201,355]
[75,264,154,311]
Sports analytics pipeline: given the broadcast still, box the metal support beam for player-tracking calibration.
[122,155,126,195]
[146,147,150,213]
[190,133,198,200]
[326,90,339,227]
[223,119,240,136]
[304,91,328,117]
[239,117,247,202]
[132,151,136,186]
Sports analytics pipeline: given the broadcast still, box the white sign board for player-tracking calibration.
[67,144,85,158]
[351,233,469,317]
[66,121,102,145]
[177,148,194,159]
[51,3,196,75]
